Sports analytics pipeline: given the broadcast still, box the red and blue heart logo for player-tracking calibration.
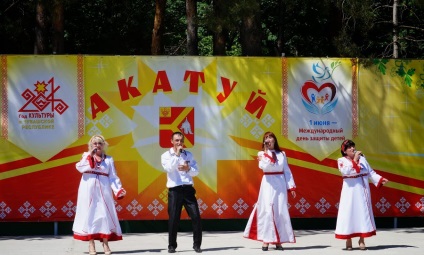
[300,81,338,115]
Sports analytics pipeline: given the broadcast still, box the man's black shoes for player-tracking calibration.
[168,246,201,253]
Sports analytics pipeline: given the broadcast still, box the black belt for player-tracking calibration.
[169,184,193,190]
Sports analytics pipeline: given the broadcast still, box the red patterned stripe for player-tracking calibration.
[281,57,288,137]
[84,171,109,177]
[77,55,85,138]
[1,56,8,139]
[351,58,359,137]
[335,230,376,239]
[73,232,123,241]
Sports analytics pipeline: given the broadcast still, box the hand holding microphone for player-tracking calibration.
[91,148,97,156]
[176,145,185,156]
[354,150,364,157]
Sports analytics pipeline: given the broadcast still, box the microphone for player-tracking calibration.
[354,150,364,157]
[180,149,186,155]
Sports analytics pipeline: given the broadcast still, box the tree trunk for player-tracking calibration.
[34,0,47,54]
[52,0,64,54]
[212,0,226,56]
[393,0,399,58]
[240,1,262,56]
[186,0,198,55]
[151,0,166,55]
[275,0,284,56]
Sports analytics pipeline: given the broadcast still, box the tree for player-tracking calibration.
[239,0,262,56]
[331,0,424,58]
[52,0,64,54]
[34,0,47,54]
[210,0,228,55]
[1,0,423,57]
[186,0,199,55]
[152,0,166,55]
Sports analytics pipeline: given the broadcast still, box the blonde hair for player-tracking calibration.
[88,135,109,151]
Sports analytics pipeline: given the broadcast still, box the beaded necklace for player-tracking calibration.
[94,154,105,169]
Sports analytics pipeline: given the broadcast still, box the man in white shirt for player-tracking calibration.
[161,131,202,253]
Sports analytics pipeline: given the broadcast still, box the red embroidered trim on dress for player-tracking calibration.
[343,173,367,179]
[264,171,284,175]
[84,171,109,177]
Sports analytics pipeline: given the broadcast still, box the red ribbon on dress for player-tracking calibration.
[87,155,95,168]
[263,152,277,164]
[345,156,360,173]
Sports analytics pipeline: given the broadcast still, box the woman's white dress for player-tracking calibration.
[335,156,384,239]
[243,150,296,244]
[73,152,125,241]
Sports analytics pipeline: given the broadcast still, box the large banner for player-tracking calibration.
[0,56,423,222]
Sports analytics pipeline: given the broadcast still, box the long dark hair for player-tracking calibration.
[340,139,355,156]
[262,131,281,152]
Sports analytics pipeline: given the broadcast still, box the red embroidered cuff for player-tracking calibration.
[376,178,384,188]
[116,188,126,200]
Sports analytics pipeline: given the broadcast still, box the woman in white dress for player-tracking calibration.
[73,135,126,255]
[243,131,297,251]
[335,139,388,250]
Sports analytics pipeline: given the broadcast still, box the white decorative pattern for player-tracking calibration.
[295,197,310,214]
[232,198,249,215]
[99,115,113,128]
[315,197,331,214]
[147,199,164,217]
[415,197,424,213]
[395,197,410,213]
[18,201,36,219]
[114,200,123,212]
[240,114,266,139]
[240,113,254,128]
[61,201,76,218]
[126,199,143,216]
[197,198,208,215]
[0,201,12,219]
[39,201,57,218]
[212,198,228,215]
[86,114,113,136]
[261,114,275,128]
[376,197,391,213]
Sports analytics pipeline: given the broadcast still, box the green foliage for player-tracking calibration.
[394,60,415,87]
[64,0,155,55]
[372,59,420,88]
[373,59,389,75]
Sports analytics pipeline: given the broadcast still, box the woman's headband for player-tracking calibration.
[341,139,349,152]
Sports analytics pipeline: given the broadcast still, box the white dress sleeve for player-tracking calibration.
[75,152,93,173]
